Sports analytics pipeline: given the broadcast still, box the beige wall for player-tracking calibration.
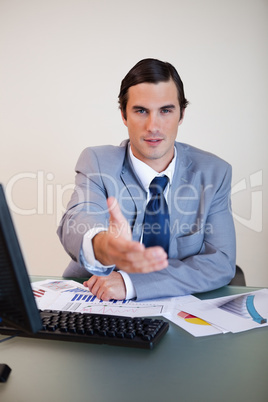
[1,0,267,286]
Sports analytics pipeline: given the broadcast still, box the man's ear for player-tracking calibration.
[178,109,185,126]
[121,110,127,127]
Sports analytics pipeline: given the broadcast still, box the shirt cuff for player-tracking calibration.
[118,270,137,300]
[80,228,115,276]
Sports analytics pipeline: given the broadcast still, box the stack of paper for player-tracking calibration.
[32,279,268,338]
[32,279,174,317]
[164,289,268,337]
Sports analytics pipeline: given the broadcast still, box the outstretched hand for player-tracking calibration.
[92,197,168,274]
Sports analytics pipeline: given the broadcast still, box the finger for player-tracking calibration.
[144,246,168,262]
[121,246,167,266]
[91,279,102,297]
[107,197,124,223]
[108,235,144,255]
[83,276,98,291]
[94,281,108,301]
[107,197,131,240]
[142,247,169,271]
[114,246,168,273]
[107,197,126,230]
[94,273,126,301]
[96,288,104,300]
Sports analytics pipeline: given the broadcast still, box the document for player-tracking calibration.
[32,279,268,337]
[175,289,268,334]
[31,279,186,317]
[163,297,227,337]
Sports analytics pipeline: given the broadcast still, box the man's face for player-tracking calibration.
[122,79,184,172]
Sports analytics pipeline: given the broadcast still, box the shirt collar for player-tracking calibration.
[128,143,177,192]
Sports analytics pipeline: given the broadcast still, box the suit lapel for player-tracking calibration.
[169,143,197,240]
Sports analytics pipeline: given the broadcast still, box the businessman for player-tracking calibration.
[57,58,236,301]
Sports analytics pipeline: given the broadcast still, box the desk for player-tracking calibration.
[1,278,268,402]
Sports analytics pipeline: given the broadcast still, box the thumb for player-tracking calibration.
[107,197,131,240]
[107,197,124,224]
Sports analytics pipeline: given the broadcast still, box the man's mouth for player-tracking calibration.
[144,138,163,144]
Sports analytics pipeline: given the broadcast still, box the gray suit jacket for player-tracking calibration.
[57,140,236,300]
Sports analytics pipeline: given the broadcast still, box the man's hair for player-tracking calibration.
[118,58,189,120]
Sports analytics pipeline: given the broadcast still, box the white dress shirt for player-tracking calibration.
[81,144,177,299]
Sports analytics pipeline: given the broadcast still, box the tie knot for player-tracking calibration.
[149,176,169,196]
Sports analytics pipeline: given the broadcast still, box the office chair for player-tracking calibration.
[229,265,246,286]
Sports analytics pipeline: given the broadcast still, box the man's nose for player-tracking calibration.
[146,113,160,133]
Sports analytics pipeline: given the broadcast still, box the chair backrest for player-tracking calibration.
[229,265,246,286]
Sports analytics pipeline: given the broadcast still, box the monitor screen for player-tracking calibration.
[0,184,42,334]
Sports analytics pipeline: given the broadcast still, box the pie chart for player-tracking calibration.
[178,311,211,326]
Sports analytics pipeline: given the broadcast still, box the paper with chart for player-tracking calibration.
[174,289,268,333]
[31,279,268,336]
[163,297,227,337]
[31,279,176,317]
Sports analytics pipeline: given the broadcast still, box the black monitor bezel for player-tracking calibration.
[0,184,42,334]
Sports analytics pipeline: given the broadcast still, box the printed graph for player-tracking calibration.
[33,288,46,298]
[53,291,165,316]
[220,294,267,324]
[63,287,92,294]
[80,304,164,316]
[177,311,211,326]
[41,281,74,291]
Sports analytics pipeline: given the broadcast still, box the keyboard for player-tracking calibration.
[0,310,169,349]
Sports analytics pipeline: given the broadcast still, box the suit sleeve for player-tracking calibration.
[57,148,110,264]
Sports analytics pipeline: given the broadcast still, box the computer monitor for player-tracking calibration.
[0,184,42,334]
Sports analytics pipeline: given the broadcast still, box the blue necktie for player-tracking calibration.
[142,176,170,253]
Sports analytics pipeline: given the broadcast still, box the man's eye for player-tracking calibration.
[137,109,147,114]
[161,109,171,114]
